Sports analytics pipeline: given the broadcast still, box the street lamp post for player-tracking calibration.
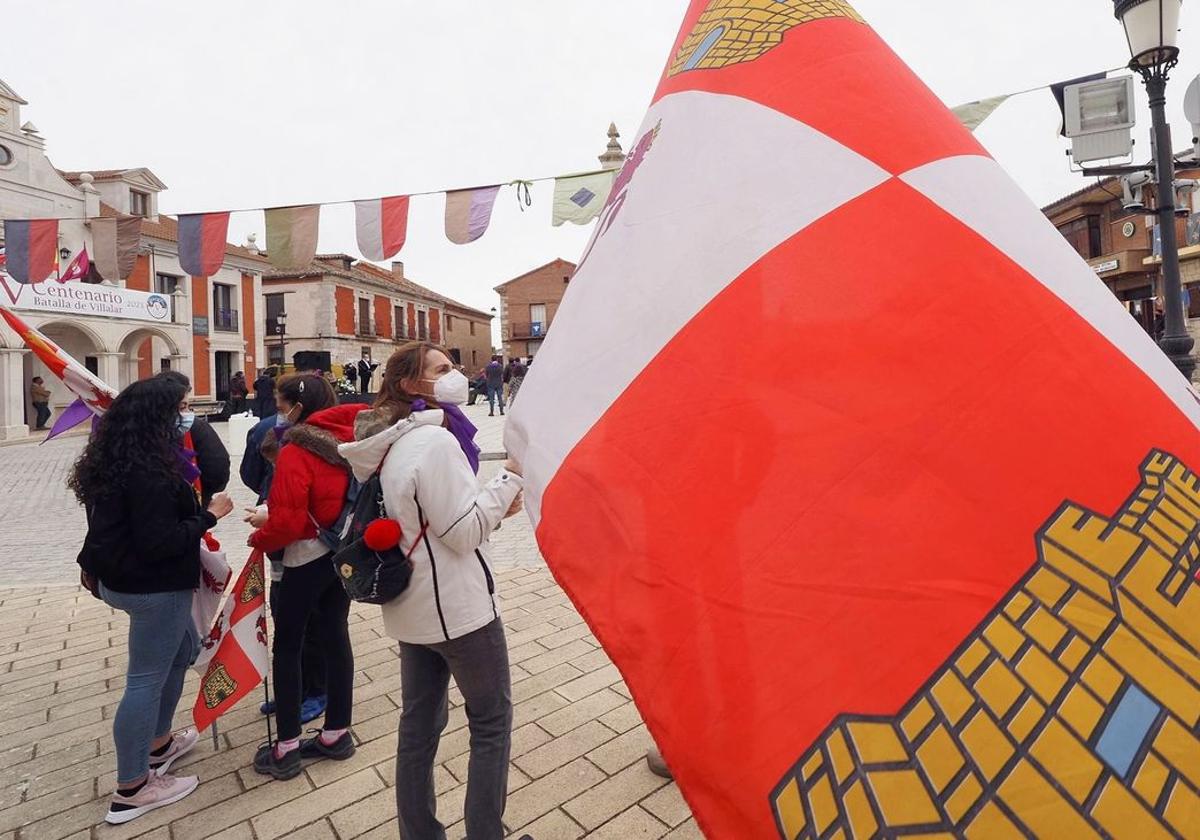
[275,312,288,370]
[1115,0,1195,380]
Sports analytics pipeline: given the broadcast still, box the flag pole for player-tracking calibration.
[211,720,219,751]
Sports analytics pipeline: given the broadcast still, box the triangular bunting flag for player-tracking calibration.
[355,195,410,261]
[176,212,230,278]
[444,186,500,244]
[552,172,616,226]
[193,550,268,732]
[506,1,1200,837]
[265,205,320,270]
[2,219,58,284]
[952,94,1011,131]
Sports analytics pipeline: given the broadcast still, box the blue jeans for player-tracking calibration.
[101,585,197,785]
[486,384,505,413]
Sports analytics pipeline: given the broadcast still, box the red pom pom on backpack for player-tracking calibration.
[363,518,402,551]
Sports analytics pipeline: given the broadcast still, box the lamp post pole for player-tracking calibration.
[1146,70,1196,379]
[1115,0,1195,380]
[276,313,288,371]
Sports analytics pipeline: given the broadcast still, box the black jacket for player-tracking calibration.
[240,414,278,504]
[77,470,217,594]
[188,419,230,507]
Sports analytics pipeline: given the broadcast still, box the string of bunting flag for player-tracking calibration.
[0,166,619,285]
[0,67,1127,287]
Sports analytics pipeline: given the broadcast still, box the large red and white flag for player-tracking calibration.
[193,550,268,732]
[508,2,1200,837]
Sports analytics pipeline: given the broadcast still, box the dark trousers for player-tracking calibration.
[396,618,512,840]
[268,581,326,700]
[486,385,505,414]
[33,402,50,429]
[272,559,353,741]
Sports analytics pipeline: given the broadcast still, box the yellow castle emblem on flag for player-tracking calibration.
[240,560,265,604]
[201,662,238,710]
[772,451,1200,837]
[668,0,863,76]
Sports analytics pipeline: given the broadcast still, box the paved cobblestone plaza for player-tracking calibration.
[0,404,699,839]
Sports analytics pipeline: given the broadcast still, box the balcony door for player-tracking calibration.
[529,304,547,337]
[358,298,372,336]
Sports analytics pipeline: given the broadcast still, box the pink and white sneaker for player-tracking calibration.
[149,727,199,776]
[105,773,199,824]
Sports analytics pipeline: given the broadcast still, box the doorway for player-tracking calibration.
[215,351,234,401]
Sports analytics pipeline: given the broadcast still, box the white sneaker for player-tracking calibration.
[149,727,199,776]
[105,773,199,825]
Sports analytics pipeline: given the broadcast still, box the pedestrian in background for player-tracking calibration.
[508,357,527,406]
[70,376,234,824]
[228,372,249,415]
[157,372,230,507]
[484,355,505,417]
[254,369,276,418]
[30,375,51,430]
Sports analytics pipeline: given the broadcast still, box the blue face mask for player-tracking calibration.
[275,413,292,429]
[177,411,196,434]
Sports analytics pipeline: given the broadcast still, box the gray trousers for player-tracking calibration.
[396,618,512,840]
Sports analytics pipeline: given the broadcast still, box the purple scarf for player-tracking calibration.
[177,445,202,485]
[412,400,480,474]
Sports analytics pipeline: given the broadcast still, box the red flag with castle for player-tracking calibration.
[508,1,1200,837]
[193,550,268,733]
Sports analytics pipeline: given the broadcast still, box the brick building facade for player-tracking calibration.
[495,258,576,361]
[263,257,492,378]
[1042,174,1200,340]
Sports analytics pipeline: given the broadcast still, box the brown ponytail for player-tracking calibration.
[374,342,446,423]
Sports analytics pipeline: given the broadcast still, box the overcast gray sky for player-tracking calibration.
[5,1,1199,333]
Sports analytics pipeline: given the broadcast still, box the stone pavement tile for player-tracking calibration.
[588,805,670,839]
[539,621,597,652]
[206,824,255,840]
[538,688,625,737]
[166,740,257,791]
[445,726,548,782]
[283,820,338,840]
[613,680,633,700]
[516,638,595,681]
[251,767,384,840]
[510,806,586,840]
[502,621,560,650]
[504,640,549,666]
[0,707,102,753]
[2,706,48,734]
[511,684,570,730]
[47,684,126,721]
[665,818,705,838]
[432,722,472,766]
[564,762,670,831]
[0,781,103,839]
[171,773,313,840]
[329,786,395,839]
[0,740,97,795]
[569,646,616,675]
[502,757,606,829]
[509,661,583,705]
[352,707,402,746]
[0,745,34,772]
[0,683,53,714]
[587,723,653,776]
[357,816,401,840]
[599,700,645,734]
[514,721,616,780]
[642,783,694,828]
[556,664,622,704]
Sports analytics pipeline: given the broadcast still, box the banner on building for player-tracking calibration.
[507,0,1200,836]
[0,275,172,323]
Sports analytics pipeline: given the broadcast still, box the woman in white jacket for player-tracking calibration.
[339,342,524,840]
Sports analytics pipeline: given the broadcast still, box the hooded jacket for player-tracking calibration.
[249,404,358,565]
[340,407,523,645]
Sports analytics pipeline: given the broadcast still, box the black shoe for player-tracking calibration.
[489,412,495,417]
[253,742,302,780]
[499,410,505,416]
[299,731,356,761]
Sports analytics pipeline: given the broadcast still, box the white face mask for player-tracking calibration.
[431,370,469,406]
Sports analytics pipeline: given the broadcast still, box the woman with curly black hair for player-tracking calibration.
[71,375,234,825]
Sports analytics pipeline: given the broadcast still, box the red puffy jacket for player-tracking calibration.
[249,404,360,554]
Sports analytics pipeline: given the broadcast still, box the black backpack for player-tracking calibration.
[317,473,425,605]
